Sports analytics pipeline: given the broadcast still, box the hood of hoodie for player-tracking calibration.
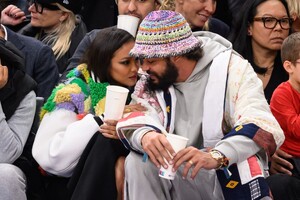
[185,31,232,83]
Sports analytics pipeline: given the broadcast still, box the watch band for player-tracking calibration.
[209,149,229,170]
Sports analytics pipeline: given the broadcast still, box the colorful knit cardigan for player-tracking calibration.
[40,64,109,120]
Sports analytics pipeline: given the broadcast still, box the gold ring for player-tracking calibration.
[124,108,132,113]
[188,160,193,165]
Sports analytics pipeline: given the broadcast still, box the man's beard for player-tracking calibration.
[147,59,179,91]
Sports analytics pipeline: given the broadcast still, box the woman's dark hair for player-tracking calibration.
[229,0,291,74]
[81,27,134,85]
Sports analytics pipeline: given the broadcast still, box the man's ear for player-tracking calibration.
[283,60,293,74]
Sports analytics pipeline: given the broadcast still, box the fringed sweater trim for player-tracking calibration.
[40,64,109,119]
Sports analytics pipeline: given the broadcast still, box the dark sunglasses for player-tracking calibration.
[28,0,60,14]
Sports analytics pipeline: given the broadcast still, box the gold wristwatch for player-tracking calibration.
[209,149,229,170]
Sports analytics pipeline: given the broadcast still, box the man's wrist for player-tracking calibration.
[209,149,229,170]
[140,130,154,147]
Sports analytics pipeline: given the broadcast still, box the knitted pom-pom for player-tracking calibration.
[39,109,47,120]
[54,84,81,103]
[84,96,92,113]
[69,78,89,96]
[88,78,109,107]
[41,84,65,114]
[94,97,106,116]
[66,64,90,82]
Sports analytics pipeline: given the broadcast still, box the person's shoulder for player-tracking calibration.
[23,90,36,103]
[208,18,230,38]
[271,81,292,100]
[8,27,47,48]
[18,23,39,37]
[86,26,116,39]
[274,81,290,91]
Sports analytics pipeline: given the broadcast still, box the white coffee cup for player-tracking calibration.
[117,15,140,37]
[104,85,129,120]
[159,134,189,180]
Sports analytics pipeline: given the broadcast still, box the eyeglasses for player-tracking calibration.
[253,17,292,30]
[28,0,60,14]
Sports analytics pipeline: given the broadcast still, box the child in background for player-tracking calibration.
[270,32,300,163]
[268,31,300,200]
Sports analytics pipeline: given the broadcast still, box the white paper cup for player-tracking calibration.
[159,134,189,180]
[117,15,140,37]
[104,85,129,120]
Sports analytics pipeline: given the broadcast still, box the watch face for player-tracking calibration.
[210,150,224,161]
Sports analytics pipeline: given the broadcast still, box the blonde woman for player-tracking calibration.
[160,0,230,38]
[286,0,300,32]
[19,0,86,74]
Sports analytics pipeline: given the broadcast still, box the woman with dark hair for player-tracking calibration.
[31,27,145,200]
[229,0,291,103]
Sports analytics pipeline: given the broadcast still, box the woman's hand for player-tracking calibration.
[100,120,119,140]
[1,5,26,26]
[124,103,147,114]
[100,104,146,140]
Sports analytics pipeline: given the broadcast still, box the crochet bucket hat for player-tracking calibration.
[36,0,83,14]
[129,10,202,58]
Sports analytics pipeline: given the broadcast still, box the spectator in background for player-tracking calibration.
[1,4,27,26]
[0,8,59,99]
[267,32,300,200]
[160,0,230,38]
[80,0,118,31]
[286,0,300,32]
[229,0,291,103]
[0,37,36,200]
[19,0,87,75]
[0,0,30,31]
[212,0,232,28]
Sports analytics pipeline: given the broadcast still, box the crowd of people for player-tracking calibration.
[0,0,299,199]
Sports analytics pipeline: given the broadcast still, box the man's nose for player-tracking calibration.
[141,64,150,71]
[128,0,137,12]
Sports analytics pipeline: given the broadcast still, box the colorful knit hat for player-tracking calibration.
[129,10,202,58]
